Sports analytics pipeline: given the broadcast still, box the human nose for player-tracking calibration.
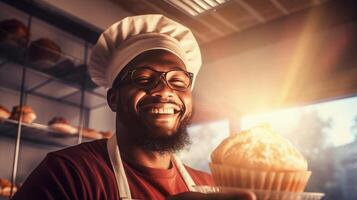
[149,76,174,98]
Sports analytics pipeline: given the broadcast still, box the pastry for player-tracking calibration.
[63,64,97,88]
[0,178,11,189]
[28,38,62,69]
[9,105,37,123]
[0,178,18,197]
[100,130,113,139]
[48,117,77,135]
[0,105,10,120]
[210,125,311,192]
[47,59,75,77]
[80,128,103,139]
[1,185,18,197]
[0,19,29,48]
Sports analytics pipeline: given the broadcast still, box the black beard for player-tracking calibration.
[135,117,192,154]
[117,110,192,154]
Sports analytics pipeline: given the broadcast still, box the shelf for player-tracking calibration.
[0,1,110,193]
[0,44,107,109]
[0,1,107,110]
[0,118,91,148]
[1,0,101,44]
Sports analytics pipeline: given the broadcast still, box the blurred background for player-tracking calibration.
[0,0,357,199]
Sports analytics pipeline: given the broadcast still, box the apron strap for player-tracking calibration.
[107,135,132,199]
[107,135,196,199]
[172,155,196,192]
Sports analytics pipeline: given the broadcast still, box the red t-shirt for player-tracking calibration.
[12,139,213,200]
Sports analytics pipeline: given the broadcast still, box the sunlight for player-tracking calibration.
[241,108,299,135]
[278,9,323,104]
[241,96,357,147]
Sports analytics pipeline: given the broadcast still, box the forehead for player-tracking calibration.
[124,49,186,72]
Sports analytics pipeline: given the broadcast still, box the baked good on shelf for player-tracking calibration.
[0,178,18,197]
[1,185,18,197]
[210,125,310,193]
[80,128,103,139]
[47,59,76,77]
[0,19,29,48]
[0,105,10,120]
[48,117,77,135]
[28,38,62,70]
[9,105,37,124]
[0,178,11,189]
[100,130,113,139]
[63,64,97,88]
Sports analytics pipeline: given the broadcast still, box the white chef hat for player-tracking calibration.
[89,14,201,89]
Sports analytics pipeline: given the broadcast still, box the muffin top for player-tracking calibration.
[211,125,307,171]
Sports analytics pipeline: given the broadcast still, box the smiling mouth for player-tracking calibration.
[139,103,181,115]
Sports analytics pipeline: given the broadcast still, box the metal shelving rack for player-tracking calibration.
[0,0,104,198]
[0,48,107,110]
[0,118,86,148]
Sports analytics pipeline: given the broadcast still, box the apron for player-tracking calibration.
[107,135,196,199]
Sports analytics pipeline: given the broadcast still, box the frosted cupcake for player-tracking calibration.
[210,125,311,192]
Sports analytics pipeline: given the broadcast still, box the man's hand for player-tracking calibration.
[166,191,256,200]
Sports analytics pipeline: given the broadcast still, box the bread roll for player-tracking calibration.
[0,178,17,197]
[80,128,103,139]
[0,105,10,120]
[28,38,62,69]
[48,117,77,135]
[0,19,29,48]
[9,105,36,123]
[100,130,113,139]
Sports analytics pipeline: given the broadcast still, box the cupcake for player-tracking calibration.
[210,125,311,192]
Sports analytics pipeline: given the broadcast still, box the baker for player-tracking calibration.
[12,15,254,200]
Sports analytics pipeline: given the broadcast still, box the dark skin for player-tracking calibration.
[107,49,255,200]
[107,49,192,169]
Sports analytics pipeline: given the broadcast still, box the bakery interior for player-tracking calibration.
[0,0,357,199]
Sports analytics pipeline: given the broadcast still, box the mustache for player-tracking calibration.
[137,97,182,109]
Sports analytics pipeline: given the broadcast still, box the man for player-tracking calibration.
[12,15,254,200]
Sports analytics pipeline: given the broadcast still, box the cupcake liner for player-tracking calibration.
[210,163,311,192]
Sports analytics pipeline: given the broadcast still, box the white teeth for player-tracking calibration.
[149,107,175,114]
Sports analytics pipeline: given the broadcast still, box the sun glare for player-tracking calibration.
[241,96,357,147]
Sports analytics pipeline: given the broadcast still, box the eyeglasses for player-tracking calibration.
[114,67,194,91]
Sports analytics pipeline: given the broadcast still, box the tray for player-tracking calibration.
[194,185,325,200]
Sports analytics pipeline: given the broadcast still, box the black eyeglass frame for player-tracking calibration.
[113,67,194,91]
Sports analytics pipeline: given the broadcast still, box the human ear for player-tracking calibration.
[107,88,119,112]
